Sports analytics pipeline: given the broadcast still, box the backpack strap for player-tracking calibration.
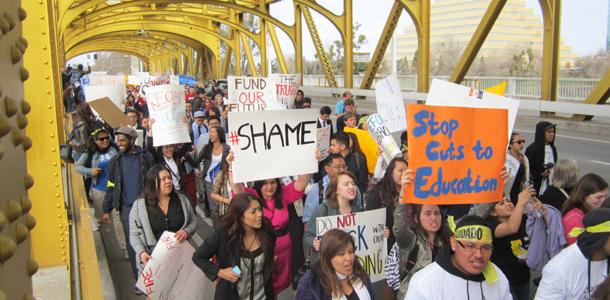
[317,180,324,205]
[403,235,420,275]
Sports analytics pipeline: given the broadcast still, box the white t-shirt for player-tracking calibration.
[540,144,555,194]
[405,262,511,300]
[205,153,222,182]
[535,243,609,300]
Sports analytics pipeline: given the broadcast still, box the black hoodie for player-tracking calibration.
[525,121,557,194]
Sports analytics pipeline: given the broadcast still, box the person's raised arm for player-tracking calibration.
[226,150,245,193]
[495,186,536,238]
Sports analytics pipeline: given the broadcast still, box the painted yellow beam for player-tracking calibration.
[539,0,561,102]
[343,0,354,88]
[294,2,303,81]
[572,69,610,120]
[400,0,431,93]
[302,6,338,88]
[360,1,403,89]
[267,23,288,74]
[450,0,507,84]
[241,33,260,76]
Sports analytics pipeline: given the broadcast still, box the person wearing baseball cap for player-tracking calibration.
[192,110,208,146]
[536,207,610,299]
[405,214,511,299]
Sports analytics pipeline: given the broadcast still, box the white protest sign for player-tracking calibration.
[271,74,300,108]
[426,79,519,142]
[316,125,331,160]
[375,75,407,133]
[315,208,387,282]
[367,114,402,163]
[146,84,191,147]
[84,84,126,110]
[140,74,171,98]
[227,76,283,112]
[88,75,125,86]
[229,109,318,183]
[170,75,180,85]
[128,75,145,85]
[136,231,211,300]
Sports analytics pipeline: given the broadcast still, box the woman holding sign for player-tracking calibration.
[304,171,363,265]
[296,229,375,300]
[193,193,276,300]
[230,152,316,294]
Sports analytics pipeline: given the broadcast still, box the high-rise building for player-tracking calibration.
[395,0,577,69]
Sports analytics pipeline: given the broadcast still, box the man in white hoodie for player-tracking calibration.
[405,215,511,300]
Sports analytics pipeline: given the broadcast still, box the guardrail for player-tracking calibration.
[301,86,610,119]
[302,75,601,102]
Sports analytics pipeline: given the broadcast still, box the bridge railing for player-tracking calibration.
[302,75,600,102]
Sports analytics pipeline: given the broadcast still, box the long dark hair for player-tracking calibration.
[345,132,365,158]
[202,126,226,159]
[562,173,608,215]
[373,157,408,207]
[316,229,368,297]
[221,193,274,256]
[254,178,283,209]
[142,165,178,217]
[410,204,450,246]
[75,102,96,126]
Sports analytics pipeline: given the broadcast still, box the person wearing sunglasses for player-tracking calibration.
[505,132,530,204]
[76,128,119,231]
[405,215,511,300]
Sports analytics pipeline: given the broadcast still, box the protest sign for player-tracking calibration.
[87,74,125,86]
[146,84,191,147]
[344,127,377,174]
[170,75,180,85]
[316,125,331,160]
[315,208,387,282]
[136,231,211,300]
[87,97,131,128]
[228,109,318,183]
[128,75,145,85]
[84,84,126,110]
[367,114,402,163]
[426,79,518,141]
[140,74,171,98]
[375,75,407,133]
[404,104,507,205]
[227,76,284,112]
[179,75,197,86]
[270,74,300,107]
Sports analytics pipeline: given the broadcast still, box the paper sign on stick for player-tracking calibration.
[228,109,318,183]
[140,74,171,98]
[315,208,387,282]
[271,74,300,108]
[227,76,283,112]
[404,104,507,205]
[84,84,126,110]
[316,126,331,160]
[135,231,212,300]
[343,127,377,174]
[426,79,518,142]
[87,97,131,128]
[375,75,407,133]
[367,114,402,163]
[146,84,191,147]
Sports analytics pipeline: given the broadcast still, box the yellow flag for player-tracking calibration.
[484,81,507,96]
[343,127,378,174]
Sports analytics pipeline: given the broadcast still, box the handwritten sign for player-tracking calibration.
[343,127,377,174]
[315,208,387,282]
[270,74,300,107]
[135,231,212,300]
[367,114,402,163]
[86,74,125,86]
[404,104,507,205]
[128,75,145,85]
[140,74,171,98]
[84,84,126,110]
[426,79,519,142]
[316,125,331,160]
[375,75,407,133]
[229,109,318,183]
[146,84,191,147]
[227,76,284,112]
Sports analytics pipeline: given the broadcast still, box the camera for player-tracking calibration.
[543,163,554,170]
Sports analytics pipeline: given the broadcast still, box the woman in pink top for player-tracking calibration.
[230,151,317,294]
[561,173,608,245]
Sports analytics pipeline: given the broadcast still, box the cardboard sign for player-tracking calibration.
[316,125,331,160]
[135,231,212,300]
[84,84,126,111]
[343,127,377,174]
[367,114,402,163]
[426,79,519,142]
[179,75,197,86]
[228,109,318,183]
[315,208,387,282]
[87,97,131,128]
[146,84,191,147]
[227,76,283,112]
[140,74,171,98]
[375,75,407,133]
[270,74,300,107]
[404,104,507,205]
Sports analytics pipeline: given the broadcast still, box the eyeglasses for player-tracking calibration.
[456,240,493,254]
[511,140,525,145]
[97,137,110,141]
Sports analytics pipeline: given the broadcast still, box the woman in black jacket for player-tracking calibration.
[525,121,557,195]
[193,192,276,300]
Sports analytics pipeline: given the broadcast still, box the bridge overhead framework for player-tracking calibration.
[0,0,609,299]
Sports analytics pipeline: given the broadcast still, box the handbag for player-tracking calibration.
[60,144,74,163]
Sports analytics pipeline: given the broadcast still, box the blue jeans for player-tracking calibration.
[510,283,530,300]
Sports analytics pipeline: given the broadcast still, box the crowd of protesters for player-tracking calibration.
[63,72,610,300]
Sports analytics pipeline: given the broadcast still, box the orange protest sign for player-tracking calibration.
[403,104,507,205]
[343,127,378,174]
